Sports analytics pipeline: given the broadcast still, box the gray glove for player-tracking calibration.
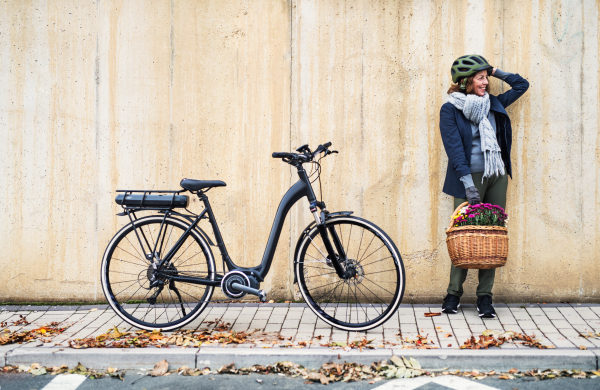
[465,186,481,205]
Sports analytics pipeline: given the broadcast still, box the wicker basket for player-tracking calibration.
[446,202,508,269]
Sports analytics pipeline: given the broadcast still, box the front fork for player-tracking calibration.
[311,203,348,279]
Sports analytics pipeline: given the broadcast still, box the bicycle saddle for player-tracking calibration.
[180,179,226,192]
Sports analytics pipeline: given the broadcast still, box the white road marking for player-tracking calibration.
[41,374,87,390]
[374,375,499,390]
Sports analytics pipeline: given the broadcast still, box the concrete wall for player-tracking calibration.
[1,0,598,303]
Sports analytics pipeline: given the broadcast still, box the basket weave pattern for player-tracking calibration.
[445,202,508,269]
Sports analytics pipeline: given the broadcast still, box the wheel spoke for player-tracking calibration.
[175,250,204,267]
[308,236,328,260]
[110,278,141,285]
[361,275,398,297]
[354,284,382,316]
[113,279,139,297]
[351,284,370,321]
[355,229,365,261]
[359,244,386,264]
[361,255,393,268]
[121,239,149,264]
[111,271,142,276]
[113,257,148,268]
[304,271,337,278]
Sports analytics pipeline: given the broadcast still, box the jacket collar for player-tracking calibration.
[489,95,507,115]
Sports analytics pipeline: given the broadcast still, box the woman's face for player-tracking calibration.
[470,70,489,96]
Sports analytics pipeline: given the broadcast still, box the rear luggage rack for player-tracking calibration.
[115,189,189,212]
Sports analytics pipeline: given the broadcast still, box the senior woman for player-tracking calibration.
[439,54,529,318]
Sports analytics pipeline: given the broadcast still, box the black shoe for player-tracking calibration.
[442,294,460,314]
[476,295,496,318]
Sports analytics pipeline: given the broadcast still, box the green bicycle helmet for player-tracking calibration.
[451,54,493,84]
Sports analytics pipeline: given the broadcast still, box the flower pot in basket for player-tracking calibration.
[445,202,508,269]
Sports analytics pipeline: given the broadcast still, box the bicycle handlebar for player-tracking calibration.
[272,152,293,159]
[272,142,335,164]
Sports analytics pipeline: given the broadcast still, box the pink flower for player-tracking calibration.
[468,214,475,218]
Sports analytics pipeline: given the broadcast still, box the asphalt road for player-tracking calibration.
[0,372,598,390]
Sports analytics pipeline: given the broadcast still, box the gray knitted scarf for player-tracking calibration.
[447,92,505,181]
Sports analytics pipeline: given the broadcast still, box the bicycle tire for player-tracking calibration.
[295,216,405,331]
[101,215,215,330]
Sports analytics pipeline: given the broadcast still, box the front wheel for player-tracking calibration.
[295,216,405,331]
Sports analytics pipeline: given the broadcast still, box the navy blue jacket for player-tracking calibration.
[440,73,529,198]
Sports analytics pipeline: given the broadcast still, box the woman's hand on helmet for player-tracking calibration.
[487,67,497,77]
[465,186,481,205]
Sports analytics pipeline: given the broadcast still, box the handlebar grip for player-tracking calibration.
[272,152,292,158]
[323,142,332,148]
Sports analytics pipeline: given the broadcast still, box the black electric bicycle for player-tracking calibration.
[101,142,405,331]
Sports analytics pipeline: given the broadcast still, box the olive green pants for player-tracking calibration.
[447,172,508,297]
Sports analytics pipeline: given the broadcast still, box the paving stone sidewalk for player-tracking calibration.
[1,303,599,351]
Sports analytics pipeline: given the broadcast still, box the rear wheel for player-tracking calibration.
[295,216,404,331]
[101,215,215,330]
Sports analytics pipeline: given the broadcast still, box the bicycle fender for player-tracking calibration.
[292,211,353,284]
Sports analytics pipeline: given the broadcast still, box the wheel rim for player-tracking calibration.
[297,217,403,330]
[102,217,214,329]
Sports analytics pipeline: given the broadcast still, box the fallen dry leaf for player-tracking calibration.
[218,363,237,374]
[150,360,169,377]
[579,345,587,350]
[424,312,441,317]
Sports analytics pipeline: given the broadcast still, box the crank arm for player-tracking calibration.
[230,283,267,303]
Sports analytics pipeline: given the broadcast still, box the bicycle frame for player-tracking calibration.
[130,164,347,289]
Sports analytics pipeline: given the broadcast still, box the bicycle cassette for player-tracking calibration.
[221,271,251,299]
